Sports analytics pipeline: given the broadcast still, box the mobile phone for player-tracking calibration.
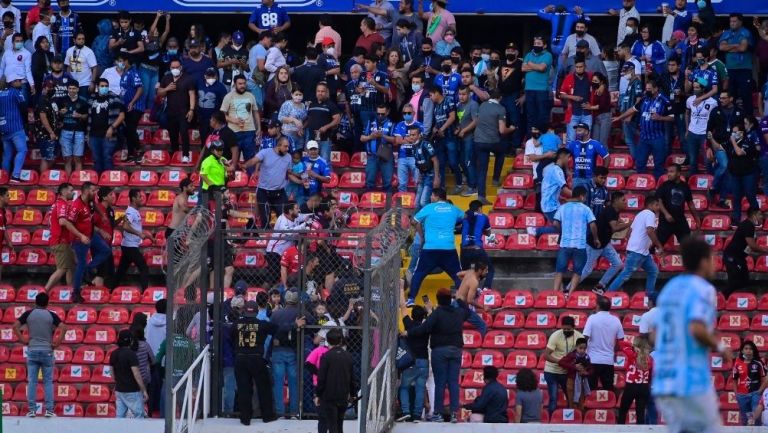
[421,295,429,303]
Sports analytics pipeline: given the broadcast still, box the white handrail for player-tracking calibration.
[367,349,390,385]
[170,345,210,433]
[364,349,392,433]
[172,345,210,393]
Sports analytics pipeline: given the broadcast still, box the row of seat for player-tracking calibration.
[2,401,117,418]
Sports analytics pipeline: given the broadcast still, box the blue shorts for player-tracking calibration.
[38,138,56,161]
[60,130,86,157]
[555,247,587,274]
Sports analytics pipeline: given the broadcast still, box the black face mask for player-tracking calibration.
[472,56,480,63]
[575,30,585,37]
[376,114,387,121]
[563,330,574,337]
[489,59,500,69]
[645,90,654,98]
[505,53,517,61]
[532,46,544,54]
[591,82,600,90]
[450,57,460,65]
[441,64,452,74]
[422,50,432,57]
[3,21,12,29]
[532,132,541,138]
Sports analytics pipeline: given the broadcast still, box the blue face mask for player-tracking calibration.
[697,0,706,8]
[411,83,422,93]
[98,87,109,96]
[116,61,125,70]
[403,113,414,122]
[167,49,178,55]
[13,42,22,50]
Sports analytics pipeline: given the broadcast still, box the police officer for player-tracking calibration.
[232,301,284,425]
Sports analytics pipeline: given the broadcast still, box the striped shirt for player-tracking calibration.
[554,201,595,249]
[120,67,144,112]
[0,86,26,134]
[688,67,718,90]
[52,11,81,54]
[635,94,672,140]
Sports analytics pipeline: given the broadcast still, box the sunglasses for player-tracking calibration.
[402,111,413,114]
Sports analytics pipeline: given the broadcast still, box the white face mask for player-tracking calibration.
[326,47,336,57]
[205,78,216,85]
[625,26,635,34]
[170,68,181,77]
[481,53,490,62]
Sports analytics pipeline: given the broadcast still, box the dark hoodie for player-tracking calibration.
[94,18,113,69]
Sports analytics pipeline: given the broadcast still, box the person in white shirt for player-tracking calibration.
[638,292,658,339]
[0,32,34,90]
[524,125,556,182]
[608,0,641,46]
[265,201,309,256]
[0,0,21,34]
[112,189,150,291]
[684,79,717,175]
[64,31,97,97]
[31,9,54,54]
[264,33,288,82]
[99,58,124,96]
[583,296,625,391]
[560,20,601,61]
[607,195,664,294]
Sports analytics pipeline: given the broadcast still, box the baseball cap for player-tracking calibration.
[232,31,245,45]
[188,38,200,47]
[575,39,589,48]
[506,42,517,50]
[209,139,224,151]
[284,290,299,305]
[234,279,248,295]
[265,117,281,128]
[243,301,258,317]
[621,62,634,71]
[306,140,319,150]
[574,122,590,131]
[204,67,217,77]
[322,37,335,46]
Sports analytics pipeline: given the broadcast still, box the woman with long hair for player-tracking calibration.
[31,36,52,97]
[585,72,612,146]
[264,65,294,119]
[733,340,766,425]
[514,368,542,423]
[385,48,408,112]
[617,336,653,424]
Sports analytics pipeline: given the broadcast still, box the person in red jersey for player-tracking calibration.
[91,186,117,288]
[280,243,301,288]
[733,340,767,425]
[617,337,653,424]
[44,183,75,291]
[67,181,111,303]
[0,187,11,281]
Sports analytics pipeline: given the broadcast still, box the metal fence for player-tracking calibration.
[164,190,407,433]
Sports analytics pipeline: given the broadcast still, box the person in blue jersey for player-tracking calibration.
[613,78,674,179]
[551,186,598,296]
[460,200,494,290]
[631,24,667,76]
[0,77,27,183]
[522,35,554,136]
[248,0,290,36]
[652,237,732,433]
[532,148,573,237]
[43,55,75,100]
[361,104,396,192]
[197,68,227,145]
[51,0,81,55]
[537,4,590,61]
[118,54,144,164]
[429,86,459,191]
[434,58,461,104]
[567,122,610,190]
[358,55,389,136]
[719,13,754,116]
[302,140,332,198]
[686,48,719,106]
[406,188,462,307]
[394,104,422,193]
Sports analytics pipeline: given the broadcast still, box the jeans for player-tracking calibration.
[408,249,462,301]
[2,130,27,178]
[760,154,768,196]
[592,112,611,147]
[607,251,658,296]
[544,371,567,415]
[88,135,116,174]
[501,92,524,151]
[27,349,54,412]
[139,64,159,109]
[666,113,686,155]
[459,135,476,188]
[525,90,552,135]
[72,236,112,294]
[622,118,639,162]
[436,135,460,188]
[431,346,461,414]
[236,131,257,176]
[399,358,429,418]
[731,171,758,223]
[566,114,593,142]
[572,177,591,190]
[397,156,419,193]
[460,247,494,289]
[271,348,298,416]
[729,68,754,116]
[365,154,394,192]
[60,129,86,157]
[685,133,706,175]
[222,366,236,413]
[736,391,761,425]
[455,300,488,336]
[415,174,433,211]
[475,141,506,198]
[555,247,587,274]
[636,136,668,179]
[318,140,331,164]
[576,244,623,288]
[709,149,729,199]
[535,210,559,236]
[116,391,145,418]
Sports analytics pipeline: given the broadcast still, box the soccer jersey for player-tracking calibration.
[567,139,609,180]
[652,274,717,397]
[635,94,672,140]
[414,201,464,250]
[554,202,595,249]
[393,120,423,158]
[67,197,92,238]
[49,198,70,245]
[301,155,331,196]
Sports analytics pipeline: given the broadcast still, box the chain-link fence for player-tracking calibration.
[165,190,406,433]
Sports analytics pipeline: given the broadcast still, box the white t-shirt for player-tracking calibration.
[583,311,625,365]
[100,67,122,96]
[64,45,97,87]
[627,209,658,256]
[686,96,717,135]
[121,206,142,248]
[524,138,543,180]
[638,306,658,334]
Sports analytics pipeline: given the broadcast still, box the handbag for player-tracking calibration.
[395,336,415,371]
[376,142,392,161]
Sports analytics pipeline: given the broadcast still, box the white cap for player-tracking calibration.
[306,140,319,150]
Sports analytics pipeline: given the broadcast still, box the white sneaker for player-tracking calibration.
[26,411,36,417]
[526,226,537,236]
[45,410,56,417]
[181,155,191,163]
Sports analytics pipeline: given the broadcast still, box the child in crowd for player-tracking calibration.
[617,337,653,424]
[286,150,307,204]
[558,337,593,410]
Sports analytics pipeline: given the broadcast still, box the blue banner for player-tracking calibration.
[7,0,768,14]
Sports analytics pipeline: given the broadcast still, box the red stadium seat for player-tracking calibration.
[2,401,19,416]
[83,326,117,345]
[725,293,757,311]
[140,209,164,227]
[13,383,42,401]
[13,208,43,226]
[329,151,349,168]
[608,153,633,170]
[81,287,110,304]
[462,330,482,348]
[48,286,73,303]
[336,191,359,208]
[91,365,114,384]
[461,351,472,368]
[566,291,597,309]
[523,193,537,210]
[110,286,142,304]
[348,211,379,228]
[77,383,111,402]
[0,284,14,302]
[502,290,534,309]
[54,384,79,403]
[629,292,650,310]
[338,171,366,188]
[2,306,29,324]
[72,346,105,365]
[461,369,486,388]
[57,326,84,344]
[514,331,547,350]
[701,214,731,231]
[505,233,537,250]
[626,174,656,191]
[6,188,24,205]
[226,170,249,188]
[536,234,560,251]
[558,311,588,329]
[98,170,128,186]
[751,314,768,331]
[55,403,84,417]
[605,173,626,191]
[141,150,171,166]
[129,306,156,323]
[534,290,566,309]
[515,153,533,169]
[69,170,98,186]
[689,174,713,191]
[38,169,67,186]
[584,408,617,424]
[550,408,583,424]
[659,254,685,272]
[488,212,514,229]
[158,170,188,187]
[359,191,387,208]
[349,152,367,168]
[494,193,524,210]
[504,350,538,369]
[16,248,47,266]
[524,311,557,329]
[142,287,167,304]
[8,346,25,363]
[622,313,643,330]
[96,307,130,325]
[513,212,545,229]
[471,350,504,368]
[234,251,266,268]
[0,364,26,381]
[718,333,741,351]
[85,403,116,417]
[478,289,503,308]
[624,193,644,211]
[66,306,97,324]
[6,228,29,247]
[170,151,198,167]
[53,346,73,363]
[16,285,44,303]
[502,173,533,190]
[128,170,160,187]
[718,313,749,331]
[492,310,524,329]
[25,188,55,206]
[482,330,515,348]
[393,192,415,209]
[0,325,15,344]
[28,228,50,246]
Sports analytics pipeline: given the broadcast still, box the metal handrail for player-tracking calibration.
[170,345,210,433]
